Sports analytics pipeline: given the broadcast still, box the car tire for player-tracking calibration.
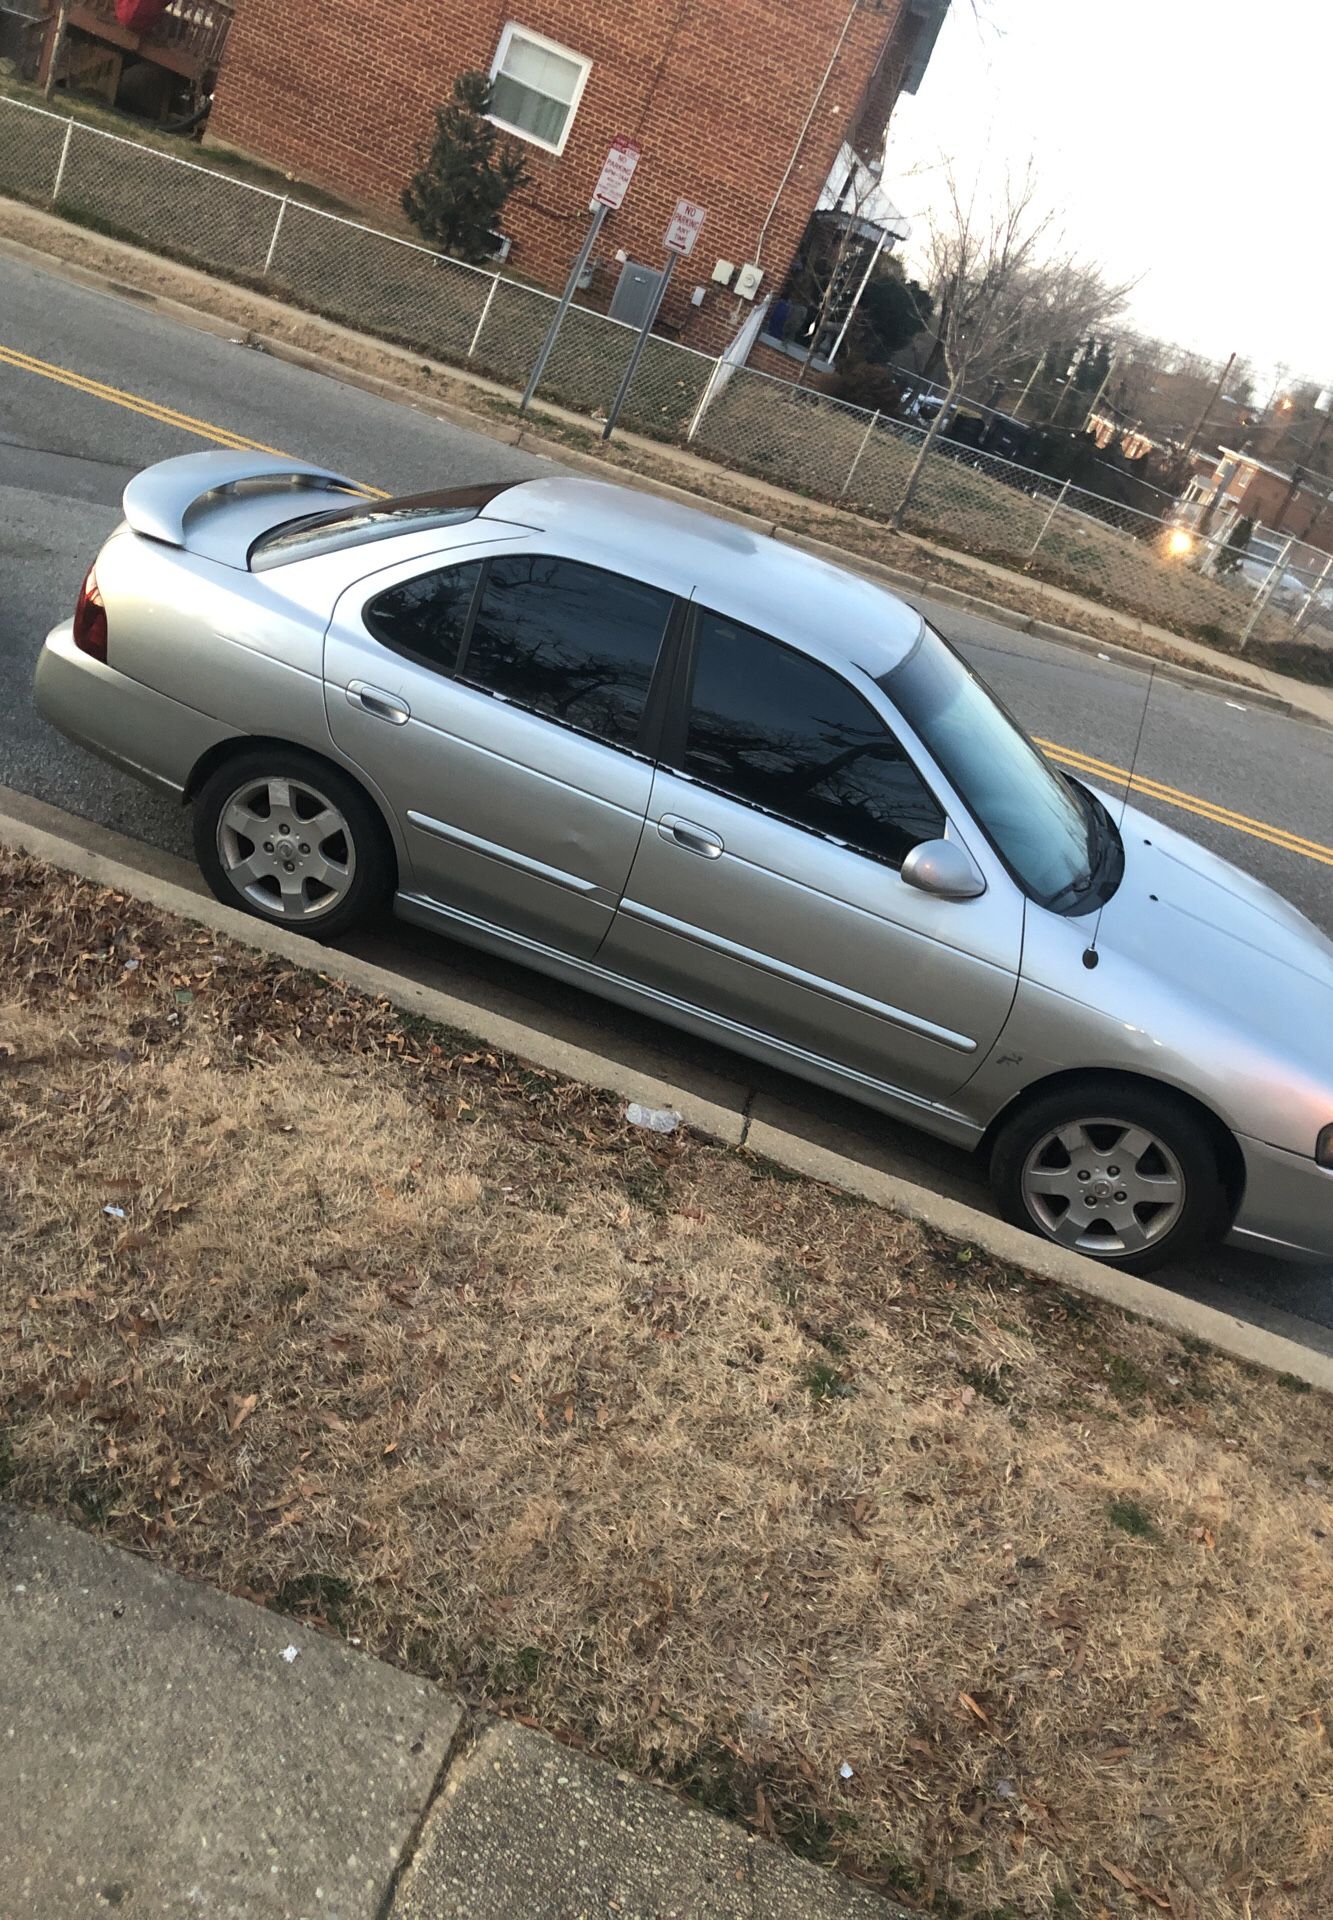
[193,748,394,941]
[989,1078,1229,1275]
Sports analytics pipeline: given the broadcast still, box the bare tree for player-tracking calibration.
[889,168,1133,527]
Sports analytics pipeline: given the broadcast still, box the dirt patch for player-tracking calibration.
[3,847,1332,1919]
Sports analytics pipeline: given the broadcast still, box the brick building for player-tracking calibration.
[1180,447,1333,551]
[206,0,948,355]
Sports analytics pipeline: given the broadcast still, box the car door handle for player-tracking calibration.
[346,680,411,725]
[657,814,724,858]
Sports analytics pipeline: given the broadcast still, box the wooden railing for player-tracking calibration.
[74,0,234,74]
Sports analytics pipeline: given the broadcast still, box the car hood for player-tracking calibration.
[1092,796,1333,1067]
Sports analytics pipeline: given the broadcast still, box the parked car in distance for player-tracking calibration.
[35,453,1333,1273]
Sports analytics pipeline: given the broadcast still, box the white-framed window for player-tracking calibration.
[489,22,591,156]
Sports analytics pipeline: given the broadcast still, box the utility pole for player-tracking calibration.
[1271,403,1333,536]
[1011,348,1047,422]
[1081,352,1119,434]
[1180,349,1236,462]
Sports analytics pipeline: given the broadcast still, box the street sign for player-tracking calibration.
[664,198,706,257]
[593,137,641,212]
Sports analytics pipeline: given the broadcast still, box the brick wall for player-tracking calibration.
[209,0,906,355]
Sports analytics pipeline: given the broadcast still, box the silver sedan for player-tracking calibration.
[34,451,1333,1273]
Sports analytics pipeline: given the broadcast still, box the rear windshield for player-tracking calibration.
[249,483,519,571]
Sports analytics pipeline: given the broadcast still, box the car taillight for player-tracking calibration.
[73,565,108,663]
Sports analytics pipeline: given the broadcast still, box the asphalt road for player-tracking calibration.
[3,250,1332,1340]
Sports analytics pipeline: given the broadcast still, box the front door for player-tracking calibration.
[598,610,1023,1100]
[325,549,677,957]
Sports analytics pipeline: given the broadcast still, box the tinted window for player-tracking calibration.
[682,615,944,865]
[460,556,672,749]
[365,561,482,670]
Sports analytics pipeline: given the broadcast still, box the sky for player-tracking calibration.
[884,0,1331,391]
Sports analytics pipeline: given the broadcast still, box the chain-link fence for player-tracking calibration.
[1,90,1329,666]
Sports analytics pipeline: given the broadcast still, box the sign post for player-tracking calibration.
[601,198,705,442]
[520,137,641,413]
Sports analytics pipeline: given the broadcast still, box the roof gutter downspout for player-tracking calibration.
[752,0,863,270]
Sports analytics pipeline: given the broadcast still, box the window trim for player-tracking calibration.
[488,20,592,157]
[663,604,947,872]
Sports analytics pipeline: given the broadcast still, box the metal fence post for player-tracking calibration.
[261,195,289,278]
[1024,477,1071,569]
[684,353,726,444]
[50,115,73,205]
[1292,550,1333,634]
[467,274,499,360]
[1238,535,1295,650]
[838,410,880,500]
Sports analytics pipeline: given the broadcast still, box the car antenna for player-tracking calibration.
[1082,659,1156,972]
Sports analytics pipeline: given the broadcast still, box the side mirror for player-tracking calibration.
[900,838,987,901]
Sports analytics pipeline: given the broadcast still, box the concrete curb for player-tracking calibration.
[2,207,1326,734]
[4,798,1331,1397]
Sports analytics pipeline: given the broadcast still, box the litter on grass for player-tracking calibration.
[624,1103,681,1134]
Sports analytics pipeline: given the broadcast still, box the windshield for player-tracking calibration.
[882,626,1106,910]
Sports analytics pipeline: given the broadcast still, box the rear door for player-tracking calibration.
[324,549,678,957]
[598,610,1023,1101]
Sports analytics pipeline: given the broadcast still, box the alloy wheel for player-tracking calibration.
[215,774,356,921]
[1019,1116,1186,1259]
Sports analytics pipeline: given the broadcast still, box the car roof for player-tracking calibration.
[477,476,924,681]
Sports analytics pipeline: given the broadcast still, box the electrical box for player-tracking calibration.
[711,259,735,287]
[690,285,706,307]
[734,262,763,301]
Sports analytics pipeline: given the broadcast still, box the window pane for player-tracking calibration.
[364,561,482,670]
[499,34,582,102]
[490,73,569,145]
[684,615,944,865]
[462,556,671,748]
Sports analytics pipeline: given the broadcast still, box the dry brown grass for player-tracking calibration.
[3,848,1333,1920]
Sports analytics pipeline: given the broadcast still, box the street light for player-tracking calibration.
[1165,527,1195,559]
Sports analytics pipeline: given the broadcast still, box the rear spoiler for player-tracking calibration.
[122,450,367,549]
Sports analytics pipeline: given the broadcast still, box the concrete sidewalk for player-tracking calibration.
[0,1508,908,1920]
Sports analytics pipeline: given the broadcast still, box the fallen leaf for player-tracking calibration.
[959,1691,990,1725]
[1101,1860,1171,1909]
[227,1392,259,1434]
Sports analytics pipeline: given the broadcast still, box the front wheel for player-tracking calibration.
[193,749,393,940]
[989,1079,1229,1274]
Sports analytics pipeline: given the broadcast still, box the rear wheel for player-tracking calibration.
[989,1079,1229,1274]
[193,749,392,940]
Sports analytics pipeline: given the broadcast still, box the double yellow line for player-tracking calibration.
[1039,738,1333,869]
[2,336,1329,872]
[0,339,287,455]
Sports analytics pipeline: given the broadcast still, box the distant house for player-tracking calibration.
[1179,447,1333,550]
[202,0,950,357]
[758,141,910,371]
